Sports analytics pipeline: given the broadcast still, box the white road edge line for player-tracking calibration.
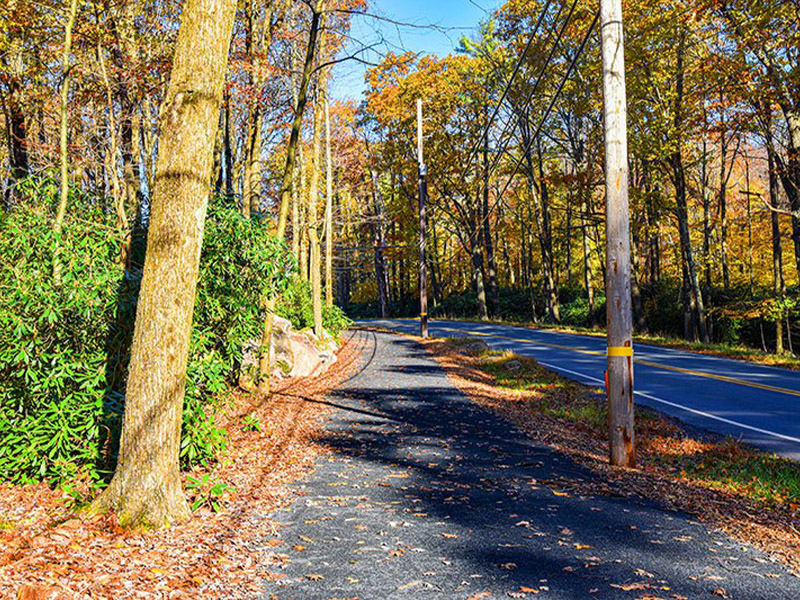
[370,321,800,445]
[537,361,800,445]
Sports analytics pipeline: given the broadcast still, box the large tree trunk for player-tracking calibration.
[275,0,324,239]
[470,219,489,321]
[781,112,800,279]
[307,80,324,335]
[92,0,237,529]
[324,99,334,307]
[534,141,560,323]
[717,118,737,291]
[673,155,708,342]
[700,132,712,288]
[766,109,786,353]
[258,0,325,389]
[672,34,708,343]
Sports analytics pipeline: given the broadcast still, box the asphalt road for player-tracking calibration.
[263,330,800,599]
[362,319,800,460]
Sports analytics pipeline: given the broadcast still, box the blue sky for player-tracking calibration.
[330,0,500,100]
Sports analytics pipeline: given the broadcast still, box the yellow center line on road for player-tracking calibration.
[433,325,800,399]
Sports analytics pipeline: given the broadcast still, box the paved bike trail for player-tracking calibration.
[261,329,798,600]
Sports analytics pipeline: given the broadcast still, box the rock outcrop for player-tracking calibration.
[239,316,339,390]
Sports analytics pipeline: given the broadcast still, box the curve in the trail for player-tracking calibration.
[265,330,800,599]
[361,319,800,460]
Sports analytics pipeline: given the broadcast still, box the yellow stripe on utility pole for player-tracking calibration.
[607,346,634,357]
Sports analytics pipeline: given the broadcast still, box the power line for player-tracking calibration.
[486,0,788,199]
[482,0,583,181]
[459,0,555,174]
[492,9,601,210]
[443,0,580,194]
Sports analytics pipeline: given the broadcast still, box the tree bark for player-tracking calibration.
[223,93,234,199]
[471,219,488,320]
[109,0,144,212]
[671,32,708,342]
[307,80,324,334]
[533,140,559,322]
[717,116,735,291]
[52,0,80,284]
[581,199,595,327]
[766,108,786,354]
[275,0,324,239]
[258,0,325,388]
[3,2,29,201]
[92,0,237,528]
[97,30,128,252]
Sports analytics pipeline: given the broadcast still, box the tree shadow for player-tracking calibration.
[271,332,800,598]
[97,202,149,477]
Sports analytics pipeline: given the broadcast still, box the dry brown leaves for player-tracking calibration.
[0,330,369,599]
[420,337,800,575]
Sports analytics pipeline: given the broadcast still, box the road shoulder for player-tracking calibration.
[413,333,800,575]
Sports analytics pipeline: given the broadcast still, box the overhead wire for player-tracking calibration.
[481,0,582,181]
[458,0,555,174]
[491,9,600,212]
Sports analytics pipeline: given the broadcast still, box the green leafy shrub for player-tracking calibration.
[0,203,121,484]
[323,303,352,338]
[185,473,235,512]
[182,203,294,466]
[242,413,262,432]
[276,276,352,338]
[0,196,294,484]
[559,297,592,327]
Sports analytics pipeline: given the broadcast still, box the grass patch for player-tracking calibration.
[482,352,563,392]
[665,441,800,508]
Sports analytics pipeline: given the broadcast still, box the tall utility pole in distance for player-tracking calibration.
[417,99,429,339]
[600,0,635,467]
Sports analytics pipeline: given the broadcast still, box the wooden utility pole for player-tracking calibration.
[417,99,429,338]
[600,0,635,467]
[324,98,334,307]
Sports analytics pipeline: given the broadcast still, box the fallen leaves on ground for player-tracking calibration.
[419,335,800,575]
[0,331,369,599]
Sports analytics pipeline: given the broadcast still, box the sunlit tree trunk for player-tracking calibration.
[52,0,80,284]
[307,81,324,335]
[92,0,237,528]
[258,0,326,390]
